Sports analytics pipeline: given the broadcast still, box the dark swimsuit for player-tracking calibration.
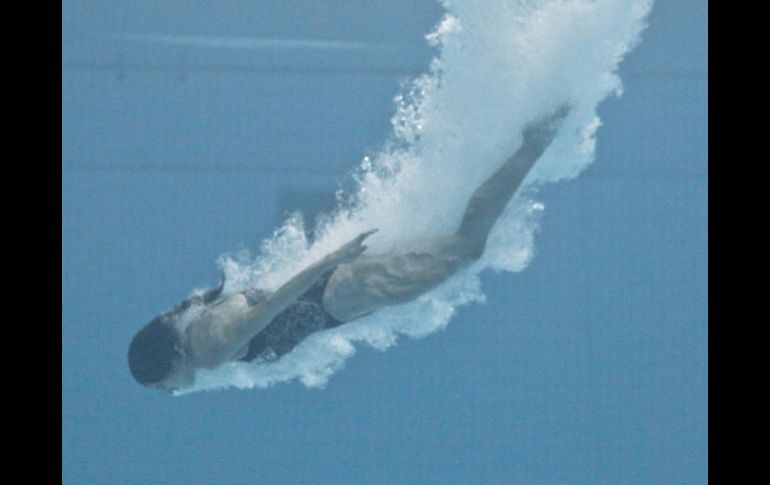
[238,270,345,363]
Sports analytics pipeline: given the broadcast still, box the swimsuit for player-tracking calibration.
[238,270,344,363]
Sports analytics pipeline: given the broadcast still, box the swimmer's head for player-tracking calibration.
[128,279,224,393]
[128,315,187,392]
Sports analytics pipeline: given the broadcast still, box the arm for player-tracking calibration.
[183,230,377,369]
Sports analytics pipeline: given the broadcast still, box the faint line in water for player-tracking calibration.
[62,162,706,179]
[62,162,347,176]
[61,60,706,80]
[61,60,422,78]
[110,33,398,52]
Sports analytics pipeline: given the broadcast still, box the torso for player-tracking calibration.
[238,269,345,363]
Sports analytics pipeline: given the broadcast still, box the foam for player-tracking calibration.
[178,0,654,394]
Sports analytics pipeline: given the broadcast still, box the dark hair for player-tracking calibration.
[128,316,181,386]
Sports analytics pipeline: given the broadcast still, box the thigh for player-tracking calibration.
[322,234,478,322]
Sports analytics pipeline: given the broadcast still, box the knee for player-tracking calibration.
[465,242,485,263]
[454,235,486,265]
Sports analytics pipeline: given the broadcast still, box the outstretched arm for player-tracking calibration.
[183,230,377,369]
[253,229,377,325]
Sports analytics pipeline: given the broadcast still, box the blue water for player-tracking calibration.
[62,1,707,483]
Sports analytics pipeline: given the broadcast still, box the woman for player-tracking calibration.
[128,105,571,393]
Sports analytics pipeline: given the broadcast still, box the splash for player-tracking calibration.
[179,0,654,394]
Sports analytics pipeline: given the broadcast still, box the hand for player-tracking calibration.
[327,229,378,265]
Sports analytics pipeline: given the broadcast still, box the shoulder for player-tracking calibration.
[180,292,253,369]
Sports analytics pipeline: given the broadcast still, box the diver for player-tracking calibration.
[128,105,571,393]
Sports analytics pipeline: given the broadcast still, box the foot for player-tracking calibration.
[522,104,572,148]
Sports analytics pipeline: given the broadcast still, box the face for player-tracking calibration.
[148,361,196,394]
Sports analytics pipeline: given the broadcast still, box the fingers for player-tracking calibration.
[356,228,378,242]
[349,231,376,260]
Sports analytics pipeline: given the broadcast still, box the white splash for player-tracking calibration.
[179,0,654,394]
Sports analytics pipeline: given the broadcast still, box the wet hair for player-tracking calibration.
[128,315,181,386]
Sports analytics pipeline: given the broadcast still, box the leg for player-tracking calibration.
[323,234,478,321]
[323,106,571,322]
[457,104,571,249]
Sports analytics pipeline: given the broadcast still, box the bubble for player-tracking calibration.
[184,0,655,393]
